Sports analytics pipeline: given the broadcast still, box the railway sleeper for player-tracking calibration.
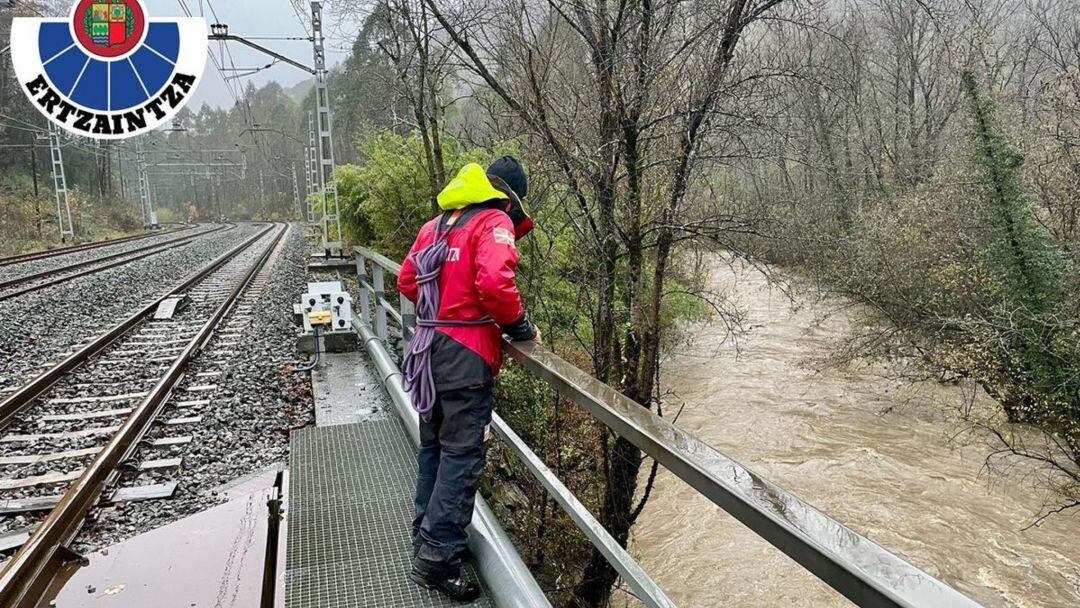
[1,425,120,443]
[46,392,148,405]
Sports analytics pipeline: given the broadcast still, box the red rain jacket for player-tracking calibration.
[399,207,525,378]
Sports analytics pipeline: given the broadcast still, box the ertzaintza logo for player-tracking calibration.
[9,0,207,140]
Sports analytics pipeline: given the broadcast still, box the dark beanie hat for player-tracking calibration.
[487,156,528,199]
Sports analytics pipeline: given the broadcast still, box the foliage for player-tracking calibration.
[0,169,142,255]
[955,74,1077,468]
[708,0,1080,519]
[337,121,715,604]
[336,131,519,259]
[962,72,1066,316]
[747,64,1080,512]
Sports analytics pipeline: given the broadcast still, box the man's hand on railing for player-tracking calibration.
[502,313,539,343]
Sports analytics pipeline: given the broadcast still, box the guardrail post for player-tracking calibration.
[373,265,388,341]
[356,254,370,328]
[399,293,415,358]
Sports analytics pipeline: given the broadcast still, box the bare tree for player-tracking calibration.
[417,0,793,602]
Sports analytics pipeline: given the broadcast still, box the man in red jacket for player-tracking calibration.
[399,157,539,601]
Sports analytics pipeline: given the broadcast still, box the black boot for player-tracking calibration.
[409,567,481,602]
[454,545,474,562]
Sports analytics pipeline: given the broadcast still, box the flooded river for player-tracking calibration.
[625,259,1080,607]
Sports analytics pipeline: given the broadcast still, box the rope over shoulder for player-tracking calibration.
[402,218,492,422]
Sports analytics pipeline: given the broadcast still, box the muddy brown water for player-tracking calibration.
[624,259,1080,608]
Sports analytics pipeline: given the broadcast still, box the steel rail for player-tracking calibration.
[354,248,986,608]
[0,225,230,302]
[0,224,272,430]
[0,223,287,608]
[0,225,225,291]
[0,228,187,268]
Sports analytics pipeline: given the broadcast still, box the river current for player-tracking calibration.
[625,259,1080,607]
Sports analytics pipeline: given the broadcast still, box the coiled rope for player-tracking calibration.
[402,220,491,422]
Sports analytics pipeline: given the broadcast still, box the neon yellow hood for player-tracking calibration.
[437,163,509,211]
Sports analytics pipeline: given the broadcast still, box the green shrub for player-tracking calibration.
[336,131,520,259]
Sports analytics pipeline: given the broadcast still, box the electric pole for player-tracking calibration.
[28,133,39,198]
[292,163,303,221]
[117,146,126,203]
[311,1,342,256]
[258,167,266,216]
[207,10,342,252]
[307,112,317,223]
[302,124,312,221]
[135,139,156,228]
[29,133,42,238]
[47,124,74,243]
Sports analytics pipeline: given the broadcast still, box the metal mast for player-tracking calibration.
[258,167,266,215]
[292,163,303,220]
[47,124,74,243]
[134,139,156,228]
[307,112,317,223]
[311,1,341,255]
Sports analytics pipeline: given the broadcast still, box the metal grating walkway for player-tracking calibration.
[285,419,494,608]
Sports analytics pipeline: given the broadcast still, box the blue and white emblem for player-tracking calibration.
[9,0,207,139]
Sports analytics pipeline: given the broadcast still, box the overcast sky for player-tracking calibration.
[143,0,354,109]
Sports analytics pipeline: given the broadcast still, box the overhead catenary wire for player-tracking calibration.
[203,1,312,177]
[163,0,314,209]
[0,112,46,133]
[0,121,44,135]
[176,0,242,109]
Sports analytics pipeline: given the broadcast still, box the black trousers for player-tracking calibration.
[412,386,493,572]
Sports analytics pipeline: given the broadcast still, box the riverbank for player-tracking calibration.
[625,258,1080,607]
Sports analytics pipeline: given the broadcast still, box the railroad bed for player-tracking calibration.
[0,224,259,396]
[0,224,287,593]
[0,225,227,302]
[0,227,192,283]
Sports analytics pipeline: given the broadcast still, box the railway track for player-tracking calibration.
[0,223,288,607]
[104,224,293,508]
[0,224,229,302]
[0,228,186,270]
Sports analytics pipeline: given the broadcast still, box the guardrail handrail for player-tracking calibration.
[352,248,985,608]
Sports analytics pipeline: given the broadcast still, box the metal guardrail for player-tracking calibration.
[352,246,985,608]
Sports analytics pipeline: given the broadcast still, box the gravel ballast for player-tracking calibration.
[0,226,284,539]
[0,226,205,284]
[74,224,315,550]
[0,224,261,393]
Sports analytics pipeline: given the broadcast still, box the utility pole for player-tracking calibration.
[211,172,219,219]
[47,124,74,243]
[302,128,311,220]
[135,139,157,228]
[292,163,303,221]
[258,167,266,216]
[117,146,126,203]
[28,133,39,197]
[311,1,342,256]
[29,133,41,238]
[307,112,317,223]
